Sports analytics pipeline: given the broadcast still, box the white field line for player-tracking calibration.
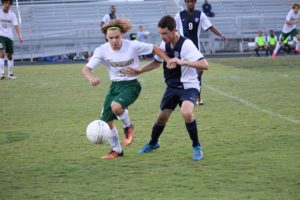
[206,85,300,125]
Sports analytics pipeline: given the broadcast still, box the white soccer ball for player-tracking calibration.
[86,120,110,144]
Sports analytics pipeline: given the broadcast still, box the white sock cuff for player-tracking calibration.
[8,60,13,67]
[109,127,119,138]
[116,109,128,120]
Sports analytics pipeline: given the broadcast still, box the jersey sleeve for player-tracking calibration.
[101,14,109,24]
[12,12,18,26]
[200,12,212,31]
[285,10,293,21]
[174,12,183,35]
[154,41,165,63]
[132,40,153,55]
[86,47,104,70]
[181,39,203,61]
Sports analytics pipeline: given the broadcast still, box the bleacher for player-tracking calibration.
[12,0,298,60]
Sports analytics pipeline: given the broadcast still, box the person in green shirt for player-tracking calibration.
[267,30,277,56]
[254,31,268,56]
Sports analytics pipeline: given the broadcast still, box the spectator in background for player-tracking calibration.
[254,31,268,57]
[61,54,69,61]
[73,53,86,61]
[100,5,118,28]
[202,0,215,17]
[136,25,151,59]
[136,25,150,43]
[52,55,59,62]
[267,30,277,56]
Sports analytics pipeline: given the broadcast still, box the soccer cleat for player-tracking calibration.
[138,142,160,154]
[101,150,123,160]
[272,53,277,58]
[124,124,134,146]
[0,73,5,80]
[8,74,16,79]
[199,99,204,106]
[193,145,203,161]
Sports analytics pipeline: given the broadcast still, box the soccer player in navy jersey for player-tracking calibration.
[126,15,208,161]
[175,0,225,105]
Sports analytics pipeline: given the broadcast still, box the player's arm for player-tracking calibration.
[286,19,296,25]
[153,45,170,62]
[100,14,108,28]
[139,60,162,73]
[14,25,23,43]
[167,39,208,70]
[125,60,161,76]
[209,26,226,40]
[100,21,105,28]
[168,57,208,70]
[82,66,101,86]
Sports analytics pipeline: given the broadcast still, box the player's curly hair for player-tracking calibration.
[292,3,300,9]
[1,0,13,4]
[101,18,132,35]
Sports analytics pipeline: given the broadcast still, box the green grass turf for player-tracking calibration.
[1,56,300,199]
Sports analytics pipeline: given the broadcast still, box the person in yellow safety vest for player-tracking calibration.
[254,31,268,56]
[267,30,277,55]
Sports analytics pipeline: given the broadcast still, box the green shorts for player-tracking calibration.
[100,79,142,122]
[0,36,14,54]
[281,29,298,42]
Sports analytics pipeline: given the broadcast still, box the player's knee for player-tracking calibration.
[181,110,193,121]
[111,101,123,115]
[0,51,5,58]
[6,54,13,60]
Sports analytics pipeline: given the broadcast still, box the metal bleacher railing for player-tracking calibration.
[12,0,297,61]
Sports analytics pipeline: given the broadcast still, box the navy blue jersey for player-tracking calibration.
[162,36,185,89]
[175,10,212,50]
[179,10,201,49]
[155,37,202,91]
[109,13,117,20]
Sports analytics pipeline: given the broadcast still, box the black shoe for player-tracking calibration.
[0,73,5,80]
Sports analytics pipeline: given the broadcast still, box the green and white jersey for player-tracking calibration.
[0,9,18,40]
[87,39,153,81]
[283,9,300,33]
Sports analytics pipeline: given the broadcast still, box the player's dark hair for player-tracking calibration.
[292,3,300,9]
[184,0,197,2]
[157,15,176,31]
[1,0,13,5]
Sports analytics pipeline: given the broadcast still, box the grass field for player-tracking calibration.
[1,57,300,200]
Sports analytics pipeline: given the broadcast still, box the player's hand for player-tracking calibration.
[287,20,296,25]
[19,37,23,44]
[167,58,180,69]
[88,76,101,86]
[122,67,142,75]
